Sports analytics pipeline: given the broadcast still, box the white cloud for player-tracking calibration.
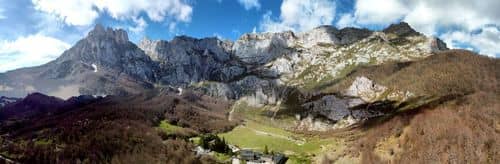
[260,0,335,32]
[336,0,500,57]
[336,14,357,29]
[0,8,6,19]
[238,0,261,10]
[441,27,500,57]
[32,0,99,26]
[354,0,408,25]
[338,0,500,34]
[168,22,177,33]
[129,17,148,34]
[0,34,70,72]
[402,1,496,35]
[32,0,193,26]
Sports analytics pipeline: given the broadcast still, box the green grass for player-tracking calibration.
[158,120,183,134]
[219,120,338,156]
[287,155,312,164]
[34,139,53,146]
[224,100,345,162]
[190,137,201,145]
[213,152,232,162]
[234,101,297,130]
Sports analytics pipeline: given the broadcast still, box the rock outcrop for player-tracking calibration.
[299,76,414,131]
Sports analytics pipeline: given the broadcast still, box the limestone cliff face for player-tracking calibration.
[53,24,157,82]
[138,36,239,86]
[141,22,446,106]
[0,24,157,98]
[0,22,447,105]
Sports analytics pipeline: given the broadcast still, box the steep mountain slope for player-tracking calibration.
[139,22,448,106]
[0,25,157,98]
[315,50,499,163]
[0,22,446,105]
[282,50,499,130]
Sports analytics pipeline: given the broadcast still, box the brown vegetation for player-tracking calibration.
[0,90,236,163]
[326,50,500,163]
[325,50,499,97]
[350,92,499,163]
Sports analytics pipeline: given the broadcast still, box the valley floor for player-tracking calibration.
[217,100,360,163]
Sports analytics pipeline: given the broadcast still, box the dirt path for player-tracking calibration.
[246,126,306,145]
[228,101,240,121]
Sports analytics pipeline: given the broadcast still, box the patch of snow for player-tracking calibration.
[92,94,107,98]
[91,64,98,73]
[177,88,183,95]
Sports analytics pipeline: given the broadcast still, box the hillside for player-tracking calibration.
[0,91,236,163]
[0,22,498,164]
[307,50,500,163]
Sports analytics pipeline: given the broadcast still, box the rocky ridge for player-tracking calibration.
[0,24,157,98]
[137,22,447,107]
[0,22,448,129]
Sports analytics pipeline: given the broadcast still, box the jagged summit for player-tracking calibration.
[88,24,129,43]
[383,21,419,37]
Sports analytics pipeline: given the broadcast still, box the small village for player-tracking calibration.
[192,134,288,164]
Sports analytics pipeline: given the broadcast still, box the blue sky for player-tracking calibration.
[0,0,499,72]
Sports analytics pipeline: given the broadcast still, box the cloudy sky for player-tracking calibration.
[0,0,498,72]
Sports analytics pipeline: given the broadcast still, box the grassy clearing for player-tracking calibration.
[219,119,340,158]
[213,152,232,162]
[232,100,297,130]
[223,99,349,162]
[34,139,53,146]
[158,120,184,134]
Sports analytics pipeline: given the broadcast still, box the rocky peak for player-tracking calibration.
[171,35,198,43]
[383,22,419,37]
[88,24,129,43]
[41,25,157,85]
[430,37,449,52]
[139,37,162,61]
[298,25,339,47]
[336,27,373,45]
[232,31,297,64]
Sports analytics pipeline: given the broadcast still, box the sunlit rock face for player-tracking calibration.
[0,24,157,98]
[138,36,240,86]
[0,22,447,106]
[298,76,415,131]
[145,22,445,107]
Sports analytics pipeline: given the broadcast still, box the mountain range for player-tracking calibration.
[0,22,498,164]
[0,22,446,100]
